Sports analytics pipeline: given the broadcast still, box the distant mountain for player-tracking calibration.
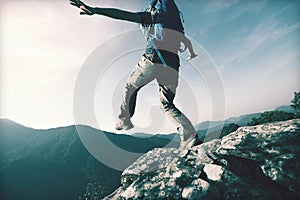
[132,133,181,144]
[225,113,261,126]
[196,105,295,131]
[155,133,180,142]
[131,132,153,138]
[195,113,260,132]
[0,119,40,154]
[0,119,178,200]
[274,105,294,113]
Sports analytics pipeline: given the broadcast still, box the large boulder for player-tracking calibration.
[104,119,300,200]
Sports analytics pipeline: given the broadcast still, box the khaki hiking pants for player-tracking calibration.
[118,55,196,140]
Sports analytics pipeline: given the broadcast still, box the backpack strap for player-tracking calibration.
[149,39,168,67]
[150,8,156,23]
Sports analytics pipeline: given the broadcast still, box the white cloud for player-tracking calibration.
[222,20,300,65]
[187,0,268,38]
[204,0,239,13]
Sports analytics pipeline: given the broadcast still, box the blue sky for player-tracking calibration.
[1,0,299,133]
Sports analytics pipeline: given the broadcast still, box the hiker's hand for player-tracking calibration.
[70,0,94,15]
[186,53,198,62]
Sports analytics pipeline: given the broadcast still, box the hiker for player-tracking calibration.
[70,0,201,149]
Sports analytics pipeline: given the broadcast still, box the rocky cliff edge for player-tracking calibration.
[104,119,300,199]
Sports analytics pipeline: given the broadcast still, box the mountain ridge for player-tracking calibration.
[1,104,293,133]
[0,105,296,199]
[196,105,293,131]
[0,118,179,200]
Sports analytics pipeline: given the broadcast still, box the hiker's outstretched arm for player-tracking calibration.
[70,0,142,23]
[92,8,141,23]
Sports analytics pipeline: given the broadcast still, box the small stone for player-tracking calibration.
[203,164,224,181]
[173,171,182,178]
[182,186,194,199]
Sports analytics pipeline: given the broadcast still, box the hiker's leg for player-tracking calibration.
[157,67,197,140]
[118,56,157,122]
[128,88,139,117]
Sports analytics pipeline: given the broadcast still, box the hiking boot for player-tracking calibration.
[180,133,202,150]
[115,119,134,131]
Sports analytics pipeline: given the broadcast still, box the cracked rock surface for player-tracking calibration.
[104,119,300,200]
